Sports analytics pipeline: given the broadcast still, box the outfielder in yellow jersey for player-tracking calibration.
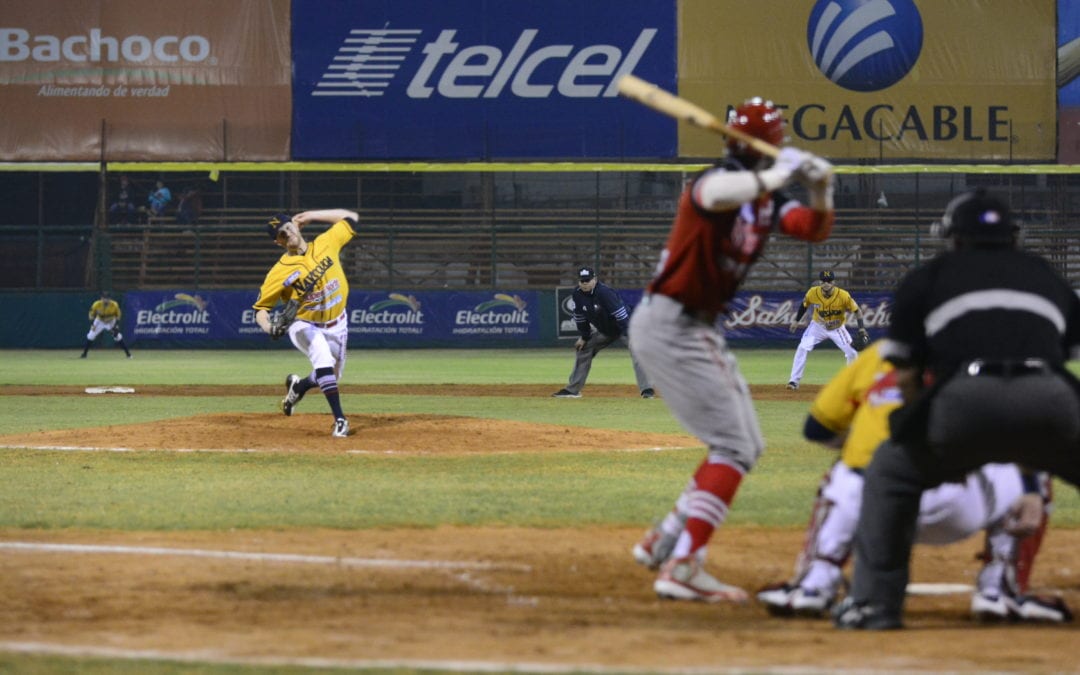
[253,209,359,438]
[757,341,1061,622]
[80,290,131,359]
[786,269,867,390]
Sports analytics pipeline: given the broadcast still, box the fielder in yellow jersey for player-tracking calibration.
[80,290,131,358]
[253,209,359,438]
[757,341,1061,622]
[786,269,866,390]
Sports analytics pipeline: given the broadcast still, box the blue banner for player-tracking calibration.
[291,0,677,159]
[348,290,542,345]
[558,289,893,342]
[124,289,545,347]
[720,291,892,342]
[121,289,892,348]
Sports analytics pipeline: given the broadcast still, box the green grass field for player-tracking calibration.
[2,347,1078,673]
[1,347,1077,530]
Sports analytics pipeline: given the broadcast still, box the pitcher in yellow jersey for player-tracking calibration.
[253,209,359,438]
[80,290,132,359]
[786,269,867,390]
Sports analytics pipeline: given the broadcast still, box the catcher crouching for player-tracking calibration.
[253,209,359,438]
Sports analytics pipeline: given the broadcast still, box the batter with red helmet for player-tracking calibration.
[629,98,835,602]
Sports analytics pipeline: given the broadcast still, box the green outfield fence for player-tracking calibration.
[1,163,1078,293]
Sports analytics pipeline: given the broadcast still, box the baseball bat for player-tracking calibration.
[616,74,780,158]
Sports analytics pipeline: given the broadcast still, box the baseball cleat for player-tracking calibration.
[832,597,902,630]
[640,388,656,399]
[632,525,676,570]
[280,374,304,416]
[971,589,1073,623]
[332,417,351,438]
[757,582,797,616]
[654,557,748,604]
[786,381,798,391]
[758,583,835,617]
[551,388,581,398]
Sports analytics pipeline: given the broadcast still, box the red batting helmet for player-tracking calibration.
[726,98,785,162]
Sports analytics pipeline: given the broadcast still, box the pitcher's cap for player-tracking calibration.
[267,212,291,239]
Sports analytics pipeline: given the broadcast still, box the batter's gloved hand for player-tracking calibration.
[268,298,300,340]
[774,147,810,181]
[797,154,833,184]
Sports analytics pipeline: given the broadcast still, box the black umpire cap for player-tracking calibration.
[578,267,596,282]
[935,189,1016,243]
[819,270,835,283]
[267,212,291,240]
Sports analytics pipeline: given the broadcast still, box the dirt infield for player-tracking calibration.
[1,384,1078,672]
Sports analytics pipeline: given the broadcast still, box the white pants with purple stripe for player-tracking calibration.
[788,321,858,385]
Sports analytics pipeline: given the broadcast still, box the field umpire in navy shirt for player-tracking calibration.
[552,267,654,399]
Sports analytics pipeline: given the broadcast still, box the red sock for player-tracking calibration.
[684,461,743,555]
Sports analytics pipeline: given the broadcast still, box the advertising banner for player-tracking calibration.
[556,289,892,343]
[678,0,1056,161]
[124,289,544,347]
[291,0,676,159]
[1059,1,1080,163]
[349,290,542,345]
[720,291,891,342]
[0,0,291,161]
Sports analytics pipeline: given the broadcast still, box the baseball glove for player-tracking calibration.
[269,298,300,340]
[852,329,871,352]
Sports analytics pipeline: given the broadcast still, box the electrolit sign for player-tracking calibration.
[807,0,923,92]
[291,0,676,159]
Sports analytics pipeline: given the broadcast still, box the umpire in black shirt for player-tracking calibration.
[552,266,654,399]
[835,189,1080,630]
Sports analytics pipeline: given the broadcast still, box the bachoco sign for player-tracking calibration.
[0,0,291,161]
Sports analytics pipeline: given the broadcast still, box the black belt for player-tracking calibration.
[960,358,1050,377]
[309,316,343,329]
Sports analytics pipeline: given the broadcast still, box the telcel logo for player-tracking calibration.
[315,27,656,99]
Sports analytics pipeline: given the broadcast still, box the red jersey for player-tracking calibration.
[647,164,833,313]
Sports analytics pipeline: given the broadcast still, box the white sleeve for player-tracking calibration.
[691,164,797,212]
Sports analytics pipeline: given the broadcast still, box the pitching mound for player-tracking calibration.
[0,412,699,455]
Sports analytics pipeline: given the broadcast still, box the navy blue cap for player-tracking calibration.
[578,267,595,282]
[819,270,835,283]
[267,212,291,239]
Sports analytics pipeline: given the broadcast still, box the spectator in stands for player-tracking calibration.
[108,174,138,225]
[145,179,172,221]
[176,187,202,226]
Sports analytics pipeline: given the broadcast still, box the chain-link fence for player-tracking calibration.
[1,168,1078,292]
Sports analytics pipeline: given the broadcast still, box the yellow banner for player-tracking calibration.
[678,0,1055,161]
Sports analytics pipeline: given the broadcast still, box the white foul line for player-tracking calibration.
[0,641,931,675]
[0,541,531,572]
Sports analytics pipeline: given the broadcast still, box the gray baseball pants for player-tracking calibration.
[628,293,764,470]
[563,331,651,395]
